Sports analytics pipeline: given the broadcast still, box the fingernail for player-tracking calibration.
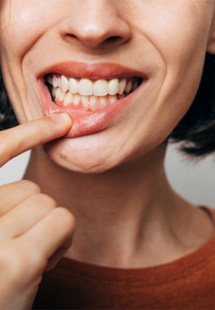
[49,113,71,123]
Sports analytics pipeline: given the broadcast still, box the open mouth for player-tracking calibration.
[44,74,143,112]
[37,62,147,137]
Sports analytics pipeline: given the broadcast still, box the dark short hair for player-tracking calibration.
[168,52,215,157]
[0,52,215,158]
[0,71,18,129]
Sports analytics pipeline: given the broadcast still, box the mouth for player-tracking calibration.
[37,62,147,137]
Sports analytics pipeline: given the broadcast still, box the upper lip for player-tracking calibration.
[37,61,148,80]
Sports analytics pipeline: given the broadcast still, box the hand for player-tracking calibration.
[0,114,75,310]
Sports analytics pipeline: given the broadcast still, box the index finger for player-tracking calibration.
[0,113,72,167]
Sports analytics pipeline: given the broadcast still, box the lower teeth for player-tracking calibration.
[49,89,127,111]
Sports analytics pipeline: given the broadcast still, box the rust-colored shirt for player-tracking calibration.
[33,206,215,309]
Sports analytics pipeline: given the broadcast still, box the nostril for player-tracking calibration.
[64,33,126,49]
[64,33,78,42]
[104,36,122,44]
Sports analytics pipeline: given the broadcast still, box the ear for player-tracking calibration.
[207,18,215,54]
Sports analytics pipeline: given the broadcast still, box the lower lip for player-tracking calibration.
[38,80,145,138]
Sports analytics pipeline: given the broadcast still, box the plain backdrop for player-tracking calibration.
[0,143,215,208]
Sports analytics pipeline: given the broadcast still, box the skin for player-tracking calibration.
[0,114,75,309]
[1,0,215,307]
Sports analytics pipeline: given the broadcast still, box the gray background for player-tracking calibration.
[0,144,215,208]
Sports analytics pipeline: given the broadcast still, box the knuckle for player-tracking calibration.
[53,207,76,230]
[19,179,41,194]
[33,193,57,209]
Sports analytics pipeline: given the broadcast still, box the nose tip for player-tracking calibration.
[61,2,131,50]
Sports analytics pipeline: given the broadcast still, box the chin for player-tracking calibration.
[43,134,125,174]
[42,117,170,174]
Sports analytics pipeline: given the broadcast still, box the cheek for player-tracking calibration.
[132,1,211,66]
[132,2,211,121]
[119,2,213,161]
[0,0,62,59]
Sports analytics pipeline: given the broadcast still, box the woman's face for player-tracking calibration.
[0,0,215,173]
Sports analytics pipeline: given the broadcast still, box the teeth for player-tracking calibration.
[118,79,127,95]
[64,92,73,106]
[81,95,90,108]
[108,79,119,95]
[59,89,65,102]
[99,96,108,108]
[93,80,108,96]
[55,88,61,100]
[73,94,81,106]
[53,76,59,88]
[61,76,69,92]
[48,74,140,96]
[48,74,142,111]
[79,79,93,96]
[125,80,132,93]
[54,91,120,110]
[89,95,97,110]
[52,87,58,99]
[69,78,79,94]
[47,76,53,84]
[108,95,117,104]
[89,95,97,105]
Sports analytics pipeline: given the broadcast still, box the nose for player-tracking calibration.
[60,0,131,50]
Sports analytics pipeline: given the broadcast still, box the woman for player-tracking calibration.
[1,0,215,309]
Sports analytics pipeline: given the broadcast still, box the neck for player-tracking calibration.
[24,143,197,268]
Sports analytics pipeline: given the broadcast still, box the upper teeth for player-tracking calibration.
[48,74,136,97]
